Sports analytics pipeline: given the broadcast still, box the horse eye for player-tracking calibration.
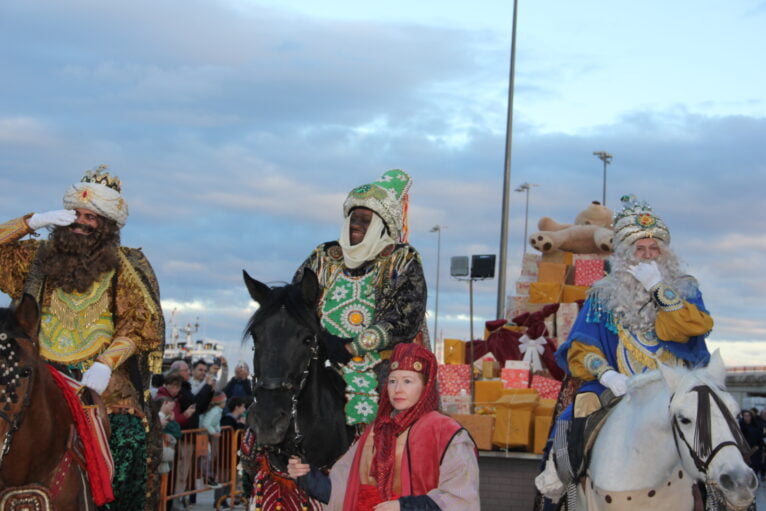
[678,416,692,425]
[303,336,313,345]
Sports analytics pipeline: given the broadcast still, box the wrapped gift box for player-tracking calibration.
[572,253,607,262]
[562,285,588,303]
[441,394,471,415]
[537,262,568,283]
[450,414,495,451]
[475,379,504,405]
[508,296,545,317]
[541,251,574,265]
[520,253,541,277]
[482,357,500,379]
[529,282,562,304]
[533,415,554,454]
[492,390,540,449]
[515,278,533,297]
[444,338,466,365]
[437,364,471,396]
[533,398,557,454]
[556,303,579,343]
[501,360,530,389]
[531,374,562,399]
[574,259,605,286]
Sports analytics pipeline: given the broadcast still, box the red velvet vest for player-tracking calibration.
[342,411,463,510]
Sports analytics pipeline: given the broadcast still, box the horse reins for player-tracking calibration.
[670,384,751,476]
[252,302,321,460]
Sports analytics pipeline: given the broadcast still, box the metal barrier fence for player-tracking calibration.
[159,426,245,510]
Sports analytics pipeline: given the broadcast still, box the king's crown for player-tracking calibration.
[82,164,122,193]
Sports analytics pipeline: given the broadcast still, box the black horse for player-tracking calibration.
[243,268,354,473]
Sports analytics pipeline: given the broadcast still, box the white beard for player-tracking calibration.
[590,240,695,332]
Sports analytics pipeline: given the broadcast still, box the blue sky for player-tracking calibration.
[1,0,765,366]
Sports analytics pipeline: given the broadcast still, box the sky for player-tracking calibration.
[1,0,765,367]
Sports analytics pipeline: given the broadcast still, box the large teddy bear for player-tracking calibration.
[529,201,614,254]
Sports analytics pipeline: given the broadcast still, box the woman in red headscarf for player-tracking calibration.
[288,343,480,510]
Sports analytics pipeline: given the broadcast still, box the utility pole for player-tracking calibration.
[593,151,613,206]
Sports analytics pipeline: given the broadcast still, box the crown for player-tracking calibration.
[81,164,122,193]
[613,194,670,245]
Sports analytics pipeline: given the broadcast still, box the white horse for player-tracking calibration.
[581,351,757,511]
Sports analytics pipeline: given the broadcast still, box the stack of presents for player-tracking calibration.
[436,202,615,453]
[438,249,609,454]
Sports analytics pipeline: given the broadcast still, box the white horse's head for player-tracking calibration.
[659,350,757,510]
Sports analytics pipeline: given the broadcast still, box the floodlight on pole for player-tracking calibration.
[593,151,613,206]
[429,225,445,356]
[514,183,538,253]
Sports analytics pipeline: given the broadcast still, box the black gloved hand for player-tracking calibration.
[319,330,353,365]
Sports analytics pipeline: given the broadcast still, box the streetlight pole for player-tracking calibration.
[514,183,538,253]
[593,151,613,206]
[429,225,444,351]
[497,0,521,320]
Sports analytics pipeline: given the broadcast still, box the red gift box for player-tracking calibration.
[501,361,530,389]
[531,374,562,399]
[574,259,605,286]
[437,364,471,396]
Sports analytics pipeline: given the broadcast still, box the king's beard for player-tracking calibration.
[41,220,121,294]
[590,240,692,332]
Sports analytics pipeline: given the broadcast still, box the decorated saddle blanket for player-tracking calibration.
[47,365,114,506]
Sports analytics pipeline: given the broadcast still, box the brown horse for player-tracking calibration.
[0,294,96,510]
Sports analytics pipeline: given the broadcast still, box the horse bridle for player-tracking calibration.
[0,331,35,468]
[252,329,320,458]
[670,384,751,476]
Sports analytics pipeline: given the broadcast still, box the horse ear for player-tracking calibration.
[15,293,40,338]
[243,270,271,305]
[299,268,320,306]
[706,349,726,387]
[659,362,682,390]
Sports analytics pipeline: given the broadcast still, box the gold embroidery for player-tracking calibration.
[616,322,677,375]
[49,271,114,331]
[117,250,158,316]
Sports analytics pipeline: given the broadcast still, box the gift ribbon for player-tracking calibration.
[519,334,547,373]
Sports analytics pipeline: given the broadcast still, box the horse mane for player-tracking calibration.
[243,283,318,341]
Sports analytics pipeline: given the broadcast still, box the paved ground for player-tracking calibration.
[186,479,766,510]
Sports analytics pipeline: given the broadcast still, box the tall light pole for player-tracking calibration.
[497,0,521,320]
[429,225,444,350]
[593,151,613,206]
[514,183,538,253]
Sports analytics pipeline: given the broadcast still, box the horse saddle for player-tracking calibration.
[555,389,621,486]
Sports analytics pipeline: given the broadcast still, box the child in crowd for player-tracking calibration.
[200,391,227,487]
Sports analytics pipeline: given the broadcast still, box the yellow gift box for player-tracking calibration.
[537,262,568,283]
[529,282,563,304]
[450,414,495,451]
[532,398,557,454]
[444,338,466,365]
[492,389,540,449]
[562,285,588,303]
[475,380,504,405]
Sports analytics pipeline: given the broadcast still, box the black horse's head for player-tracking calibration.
[243,268,321,446]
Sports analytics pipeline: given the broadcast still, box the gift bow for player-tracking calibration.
[519,334,547,372]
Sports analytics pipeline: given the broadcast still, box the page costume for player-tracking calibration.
[299,343,480,511]
[0,167,164,511]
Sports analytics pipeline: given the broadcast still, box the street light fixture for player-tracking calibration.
[429,225,445,357]
[514,183,538,253]
[593,151,613,206]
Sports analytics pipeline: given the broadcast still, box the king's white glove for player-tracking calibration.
[627,261,662,291]
[599,369,628,396]
[81,362,112,394]
[27,209,76,231]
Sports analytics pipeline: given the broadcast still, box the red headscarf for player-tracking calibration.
[370,343,439,500]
